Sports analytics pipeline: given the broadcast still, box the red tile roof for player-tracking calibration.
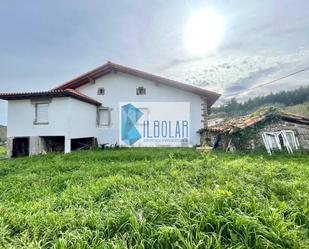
[237,115,267,129]
[52,61,221,107]
[0,89,101,106]
[198,112,309,134]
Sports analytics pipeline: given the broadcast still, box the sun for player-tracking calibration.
[184,10,224,54]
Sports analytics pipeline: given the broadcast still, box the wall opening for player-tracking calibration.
[12,137,29,157]
[71,137,96,151]
[41,136,65,153]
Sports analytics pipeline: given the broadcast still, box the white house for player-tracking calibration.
[0,62,220,157]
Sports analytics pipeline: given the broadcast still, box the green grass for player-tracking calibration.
[0,148,308,248]
[0,145,6,157]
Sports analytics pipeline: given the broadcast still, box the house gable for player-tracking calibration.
[52,61,220,107]
[75,71,206,146]
[76,71,205,102]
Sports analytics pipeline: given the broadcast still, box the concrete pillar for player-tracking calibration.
[64,137,71,154]
[29,136,41,156]
[6,137,13,158]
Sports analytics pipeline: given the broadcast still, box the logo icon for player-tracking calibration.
[121,104,143,145]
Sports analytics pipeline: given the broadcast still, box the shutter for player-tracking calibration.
[36,103,49,123]
[99,109,110,126]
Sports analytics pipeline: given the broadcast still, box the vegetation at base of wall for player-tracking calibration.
[211,85,309,117]
[0,148,308,248]
[0,145,6,157]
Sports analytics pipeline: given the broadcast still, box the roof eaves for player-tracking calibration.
[50,64,111,91]
[64,89,102,106]
[0,90,102,106]
[280,113,309,125]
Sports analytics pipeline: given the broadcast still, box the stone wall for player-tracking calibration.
[256,120,309,150]
[0,125,6,142]
[201,97,208,128]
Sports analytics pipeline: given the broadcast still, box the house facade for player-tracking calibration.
[0,62,220,157]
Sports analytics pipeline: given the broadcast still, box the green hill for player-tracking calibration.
[285,101,309,117]
[0,149,308,248]
[211,85,309,117]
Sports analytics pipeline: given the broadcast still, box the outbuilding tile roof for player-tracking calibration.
[198,111,309,134]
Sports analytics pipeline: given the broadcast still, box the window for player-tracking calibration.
[35,103,49,124]
[97,88,105,95]
[98,108,111,126]
[136,86,146,95]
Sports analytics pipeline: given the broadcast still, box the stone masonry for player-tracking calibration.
[256,120,309,150]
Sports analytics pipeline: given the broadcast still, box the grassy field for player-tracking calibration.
[0,148,308,248]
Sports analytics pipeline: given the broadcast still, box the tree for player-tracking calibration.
[210,85,309,116]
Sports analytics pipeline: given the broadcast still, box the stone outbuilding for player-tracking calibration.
[198,110,309,152]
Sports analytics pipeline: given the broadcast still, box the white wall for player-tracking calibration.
[7,97,97,140]
[77,72,204,146]
[67,98,97,139]
[7,98,70,137]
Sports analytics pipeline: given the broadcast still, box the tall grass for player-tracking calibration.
[0,148,308,248]
[0,145,6,157]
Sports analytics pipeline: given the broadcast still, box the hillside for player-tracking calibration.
[211,85,309,117]
[0,148,308,248]
[285,101,309,117]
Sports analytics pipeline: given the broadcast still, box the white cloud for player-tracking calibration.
[160,48,309,104]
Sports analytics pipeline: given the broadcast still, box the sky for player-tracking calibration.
[1,0,309,124]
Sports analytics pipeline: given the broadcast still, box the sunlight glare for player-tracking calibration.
[184,10,224,54]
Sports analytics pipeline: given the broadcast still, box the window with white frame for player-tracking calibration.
[35,103,49,124]
[98,108,111,126]
[136,86,146,95]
